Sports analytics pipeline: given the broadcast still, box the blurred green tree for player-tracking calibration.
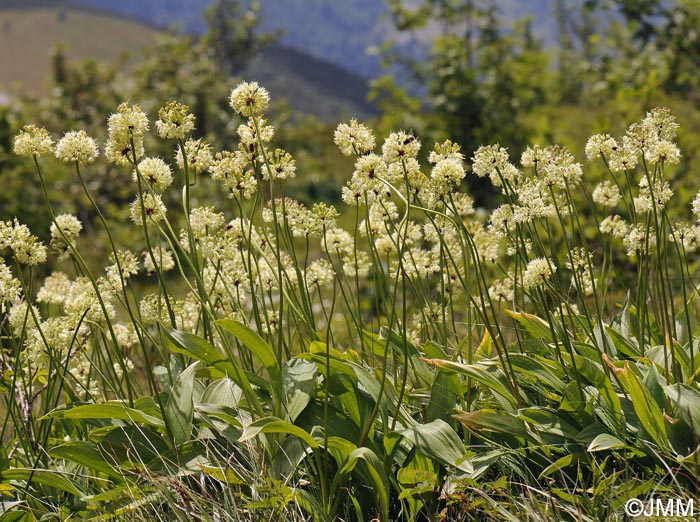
[379,0,551,203]
[382,1,550,150]
[201,0,277,76]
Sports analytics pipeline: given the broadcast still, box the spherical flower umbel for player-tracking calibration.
[264,148,296,180]
[430,157,465,196]
[37,271,71,305]
[0,259,21,312]
[50,214,83,260]
[599,214,629,238]
[107,102,149,139]
[334,119,376,156]
[130,193,167,225]
[156,101,195,140]
[471,144,516,187]
[692,191,700,221]
[645,139,681,165]
[592,180,621,208]
[229,81,270,117]
[0,219,47,266]
[382,131,421,164]
[13,124,54,157]
[176,138,212,174]
[520,144,553,169]
[143,246,175,274]
[133,157,173,192]
[585,134,618,162]
[105,102,149,166]
[522,257,556,291]
[429,140,464,164]
[55,130,99,164]
[50,214,82,241]
[209,150,257,199]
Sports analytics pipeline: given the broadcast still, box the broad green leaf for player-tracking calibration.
[587,433,626,451]
[567,354,622,427]
[164,361,198,445]
[93,425,170,471]
[2,469,84,497]
[517,407,578,442]
[303,352,412,426]
[508,354,565,393]
[163,328,227,366]
[454,409,536,443]
[49,441,123,481]
[604,356,669,450]
[575,423,609,444]
[198,465,245,484]
[401,419,473,474]
[643,363,667,410]
[605,325,641,357]
[332,447,390,520]
[506,310,552,341]
[421,358,518,408]
[0,505,26,522]
[165,327,261,414]
[282,358,317,422]
[217,319,280,381]
[199,378,242,408]
[426,370,460,423]
[241,417,318,449]
[325,436,358,465]
[664,383,700,434]
[283,358,318,397]
[44,402,164,428]
[539,453,580,478]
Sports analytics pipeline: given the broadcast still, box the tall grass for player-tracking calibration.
[0,84,698,521]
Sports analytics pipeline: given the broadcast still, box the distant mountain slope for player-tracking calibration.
[0,3,158,95]
[0,2,377,120]
[69,0,557,78]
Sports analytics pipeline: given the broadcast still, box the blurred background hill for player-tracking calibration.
[0,0,378,121]
[49,0,556,77]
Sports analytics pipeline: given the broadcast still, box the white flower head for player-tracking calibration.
[522,258,556,290]
[335,119,376,156]
[156,101,195,140]
[176,138,212,174]
[592,180,621,208]
[133,157,173,192]
[13,124,54,157]
[229,81,270,117]
[130,193,167,224]
[585,134,617,162]
[382,131,421,164]
[55,130,99,164]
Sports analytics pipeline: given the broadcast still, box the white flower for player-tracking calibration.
[382,131,421,164]
[130,193,167,224]
[13,125,54,157]
[592,180,621,208]
[229,81,270,117]
[522,258,556,290]
[430,158,465,196]
[105,102,148,166]
[599,215,629,238]
[133,157,173,192]
[334,119,375,156]
[585,134,617,161]
[176,138,212,174]
[55,130,99,164]
[156,101,195,140]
